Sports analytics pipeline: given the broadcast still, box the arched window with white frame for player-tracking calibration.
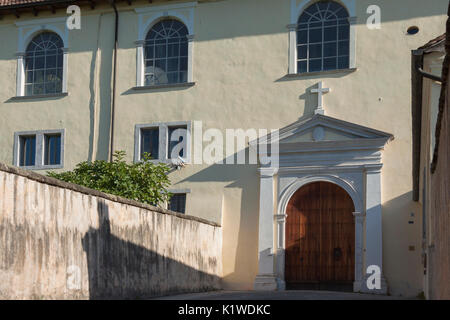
[24,32,64,96]
[296,1,351,74]
[144,19,189,86]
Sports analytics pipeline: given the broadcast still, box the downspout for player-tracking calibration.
[109,0,119,162]
[411,49,424,202]
[410,50,443,202]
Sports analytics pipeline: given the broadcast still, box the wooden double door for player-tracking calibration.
[285,182,355,291]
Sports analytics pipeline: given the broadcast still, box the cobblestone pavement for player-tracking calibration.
[154,290,412,300]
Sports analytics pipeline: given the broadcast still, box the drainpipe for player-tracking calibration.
[417,67,443,83]
[109,0,119,162]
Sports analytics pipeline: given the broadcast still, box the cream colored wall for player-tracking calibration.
[0,0,448,296]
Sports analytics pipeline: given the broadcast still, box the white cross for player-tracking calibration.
[311,81,330,115]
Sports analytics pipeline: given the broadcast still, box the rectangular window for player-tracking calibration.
[135,122,191,163]
[168,125,187,159]
[19,135,36,166]
[168,193,186,214]
[44,134,61,165]
[14,129,64,170]
[141,128,159,160]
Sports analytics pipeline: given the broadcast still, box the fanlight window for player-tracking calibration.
[297,1,350,73]
[25,32,64,95]
[144,19,189,86]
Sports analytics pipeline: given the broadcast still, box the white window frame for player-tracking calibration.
[288,0,356,75]
[15,17,69,97]
[134,121,192,164]
[13,129,65,170]
[134,2,196,87]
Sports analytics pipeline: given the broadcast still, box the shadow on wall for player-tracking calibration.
[180,157,260,290]
[81,199,220,299]
[381,190,422,297]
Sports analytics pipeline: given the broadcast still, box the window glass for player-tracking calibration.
[168,126,187,159]
[44,134,61,165]
[141,128,159,160]
[168,193,186,213]
[297,1,350,73]
[19,136,36,166]
[25,32,64,95]
[144,20,189,85]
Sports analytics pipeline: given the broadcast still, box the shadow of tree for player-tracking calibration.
[81,199,220,299]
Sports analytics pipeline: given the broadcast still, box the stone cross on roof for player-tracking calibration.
[311,81,330,115]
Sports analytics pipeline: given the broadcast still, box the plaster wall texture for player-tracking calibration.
[0,163,222,299]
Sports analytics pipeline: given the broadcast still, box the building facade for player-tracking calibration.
[412,28,450,299]
[0,0,448,297]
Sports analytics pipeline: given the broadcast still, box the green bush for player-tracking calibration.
[47,151,172,206]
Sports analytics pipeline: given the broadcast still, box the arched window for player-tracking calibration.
[25,32,64,95]
[297,1,350,73]
[144,19,189,86]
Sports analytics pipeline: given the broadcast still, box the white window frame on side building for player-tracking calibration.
[134,1,196,88]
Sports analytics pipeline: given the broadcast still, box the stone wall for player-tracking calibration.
[430,64,450,300]
[0,163,222,299]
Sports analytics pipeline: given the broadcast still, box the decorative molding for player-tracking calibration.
[258,167,279,177]
[263,109,390,293]
[132,82,196,91]
[136,1,196,39]
[348,16,358,24]
[278,174,363,215]
[286,23,297,30]
[353,211,365,223]
[290,0,356,24]
[15,18,69,97]
[14,16,67,27]
[135,2,196,86]
[258,114,394,147]
[134,1,198,14]
[10,92,68,101]
[168,188,191,194]
[284,68,357,79]
[274,214,287,221]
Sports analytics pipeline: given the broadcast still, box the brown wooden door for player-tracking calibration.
[285,182,355,288]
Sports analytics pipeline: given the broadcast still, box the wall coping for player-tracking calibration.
[0,162,221,228]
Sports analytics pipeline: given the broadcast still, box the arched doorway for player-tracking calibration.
[285,181,355,291]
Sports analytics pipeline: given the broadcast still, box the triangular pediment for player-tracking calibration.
[258,114,393,146]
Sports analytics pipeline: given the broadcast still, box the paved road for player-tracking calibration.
[154,290,410,300]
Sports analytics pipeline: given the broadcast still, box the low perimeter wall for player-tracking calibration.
[0,163,222,299]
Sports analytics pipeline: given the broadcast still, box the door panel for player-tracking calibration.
[285,182,355,287]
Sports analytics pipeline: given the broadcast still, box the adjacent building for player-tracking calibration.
[412,20,449,299]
